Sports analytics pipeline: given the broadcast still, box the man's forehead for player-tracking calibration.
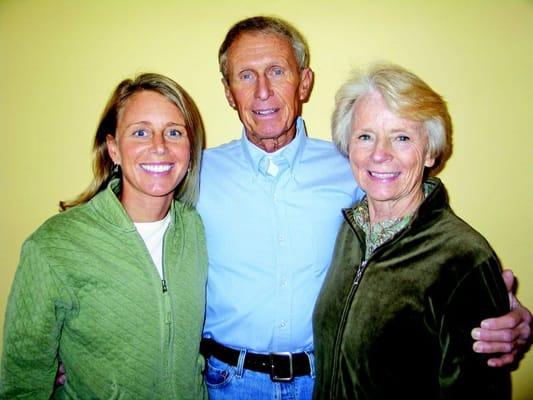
[226,32,296,66]
[229,31,291,50]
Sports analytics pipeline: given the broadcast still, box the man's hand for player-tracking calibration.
[471,269,532,368]
[54,363,66,387]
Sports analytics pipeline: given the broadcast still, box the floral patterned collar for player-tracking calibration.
[353,183,431,259]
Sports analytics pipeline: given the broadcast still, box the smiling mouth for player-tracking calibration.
[253,108,279,116]
[140,163,174,173]
[369,171,400,179]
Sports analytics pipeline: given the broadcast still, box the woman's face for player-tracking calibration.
[107,90,190,211]
[349,90,435,215]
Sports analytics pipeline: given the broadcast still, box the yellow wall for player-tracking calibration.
[1,0,531,397]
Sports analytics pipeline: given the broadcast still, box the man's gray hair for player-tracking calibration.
[218,16,310,81]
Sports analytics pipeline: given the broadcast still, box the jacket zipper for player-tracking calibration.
[353,260,368,287]
[330,258,368,397]
[161,221,177,398]
[329,211,414,396]
[132,219,174,396]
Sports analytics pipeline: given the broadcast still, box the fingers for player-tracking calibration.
[472,338,514,354]
[501,269,515,293]
[471,324,524,344]
[55,363,66,386]
[472,316,531,356]
[479,306,532,331]
[501,269,520,308]
[56,373,66,385]
[486,350,518,368]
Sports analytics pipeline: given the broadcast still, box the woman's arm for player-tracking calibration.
[0,239,64,399]
[438,259,512,399]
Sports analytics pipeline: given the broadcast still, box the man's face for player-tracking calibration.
[223,32,313,152]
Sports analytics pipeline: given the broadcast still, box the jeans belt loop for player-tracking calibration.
[269,351,293,382]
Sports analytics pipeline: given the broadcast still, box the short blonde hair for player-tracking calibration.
[332,63,452,175]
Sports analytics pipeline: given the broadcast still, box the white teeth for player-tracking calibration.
[141,164,173,173]
[370,171,398,179]
[254,109,276,115]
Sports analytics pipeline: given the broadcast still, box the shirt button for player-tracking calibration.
[278,234,285,243]
[280,320,287,329]
[280,278,288,288]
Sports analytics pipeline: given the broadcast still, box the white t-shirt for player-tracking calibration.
[134,213,171,279]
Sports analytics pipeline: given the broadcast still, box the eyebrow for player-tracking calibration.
[125,121,187,129]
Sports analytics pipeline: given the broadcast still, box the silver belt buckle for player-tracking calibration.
[269,351,293,382]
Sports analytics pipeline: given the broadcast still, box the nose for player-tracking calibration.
[151,133,167,154]
[255,75,272,100]
[371,137,393,163]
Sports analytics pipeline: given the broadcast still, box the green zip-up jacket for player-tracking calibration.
[1,179,208,399]
[313,177,511,400]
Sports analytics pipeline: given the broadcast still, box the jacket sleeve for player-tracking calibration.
[438,256,511,400]
[1,238,66,399]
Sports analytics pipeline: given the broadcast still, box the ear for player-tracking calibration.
[222,78,237,109]
[298,68,314,102]
[424,152,436,168]
[106,134,120,165]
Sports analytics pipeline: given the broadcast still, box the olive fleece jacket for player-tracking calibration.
[313,177,511,400]
[1,180,208,399]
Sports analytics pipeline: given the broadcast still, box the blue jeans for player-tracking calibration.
[204,351,315,400]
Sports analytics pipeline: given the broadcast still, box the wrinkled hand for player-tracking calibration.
[471,269,532,368]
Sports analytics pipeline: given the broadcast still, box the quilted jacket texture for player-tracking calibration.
[313,177,511,400]
[0,179,208,399]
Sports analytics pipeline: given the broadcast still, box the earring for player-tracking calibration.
[112,163,120,174]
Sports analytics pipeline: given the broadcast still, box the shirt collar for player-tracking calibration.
[240,117,307,178]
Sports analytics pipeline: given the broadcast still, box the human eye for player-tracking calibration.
[239,70,254,81]
[167,128,185,139]
[132,129,149,137]
[270,66,284,77]
[350,132,373,147]
[395,134,410,142]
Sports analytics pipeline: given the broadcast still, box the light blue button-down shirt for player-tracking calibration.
[197,118,364,353]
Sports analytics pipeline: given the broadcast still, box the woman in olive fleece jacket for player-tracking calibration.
[313,178,510,399]
[1,73,208,399]
[312,64,511,399]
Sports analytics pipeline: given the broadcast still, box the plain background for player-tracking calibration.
[1,0,531,398]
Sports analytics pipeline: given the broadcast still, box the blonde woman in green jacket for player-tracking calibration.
[1,73,208,399]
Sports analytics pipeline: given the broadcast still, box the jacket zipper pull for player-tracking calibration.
[353,260,368,287]
[162,279,168,293]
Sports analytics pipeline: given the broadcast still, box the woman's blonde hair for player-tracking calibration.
[59,73,205,210]
[332,63,452,175]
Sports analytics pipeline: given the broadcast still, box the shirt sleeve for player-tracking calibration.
[1,238,67,399]
[438,256,511,400]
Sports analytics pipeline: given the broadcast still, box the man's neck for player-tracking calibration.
[246,128,296,153]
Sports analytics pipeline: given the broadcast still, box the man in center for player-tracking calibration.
[197,16,358,398]
[197,16,531,399]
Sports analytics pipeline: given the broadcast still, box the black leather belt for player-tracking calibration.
[200,338,311,382]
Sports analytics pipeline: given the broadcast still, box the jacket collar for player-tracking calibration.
[409,177,448,229]
[90,178,179,232]
[344,177,448,235]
